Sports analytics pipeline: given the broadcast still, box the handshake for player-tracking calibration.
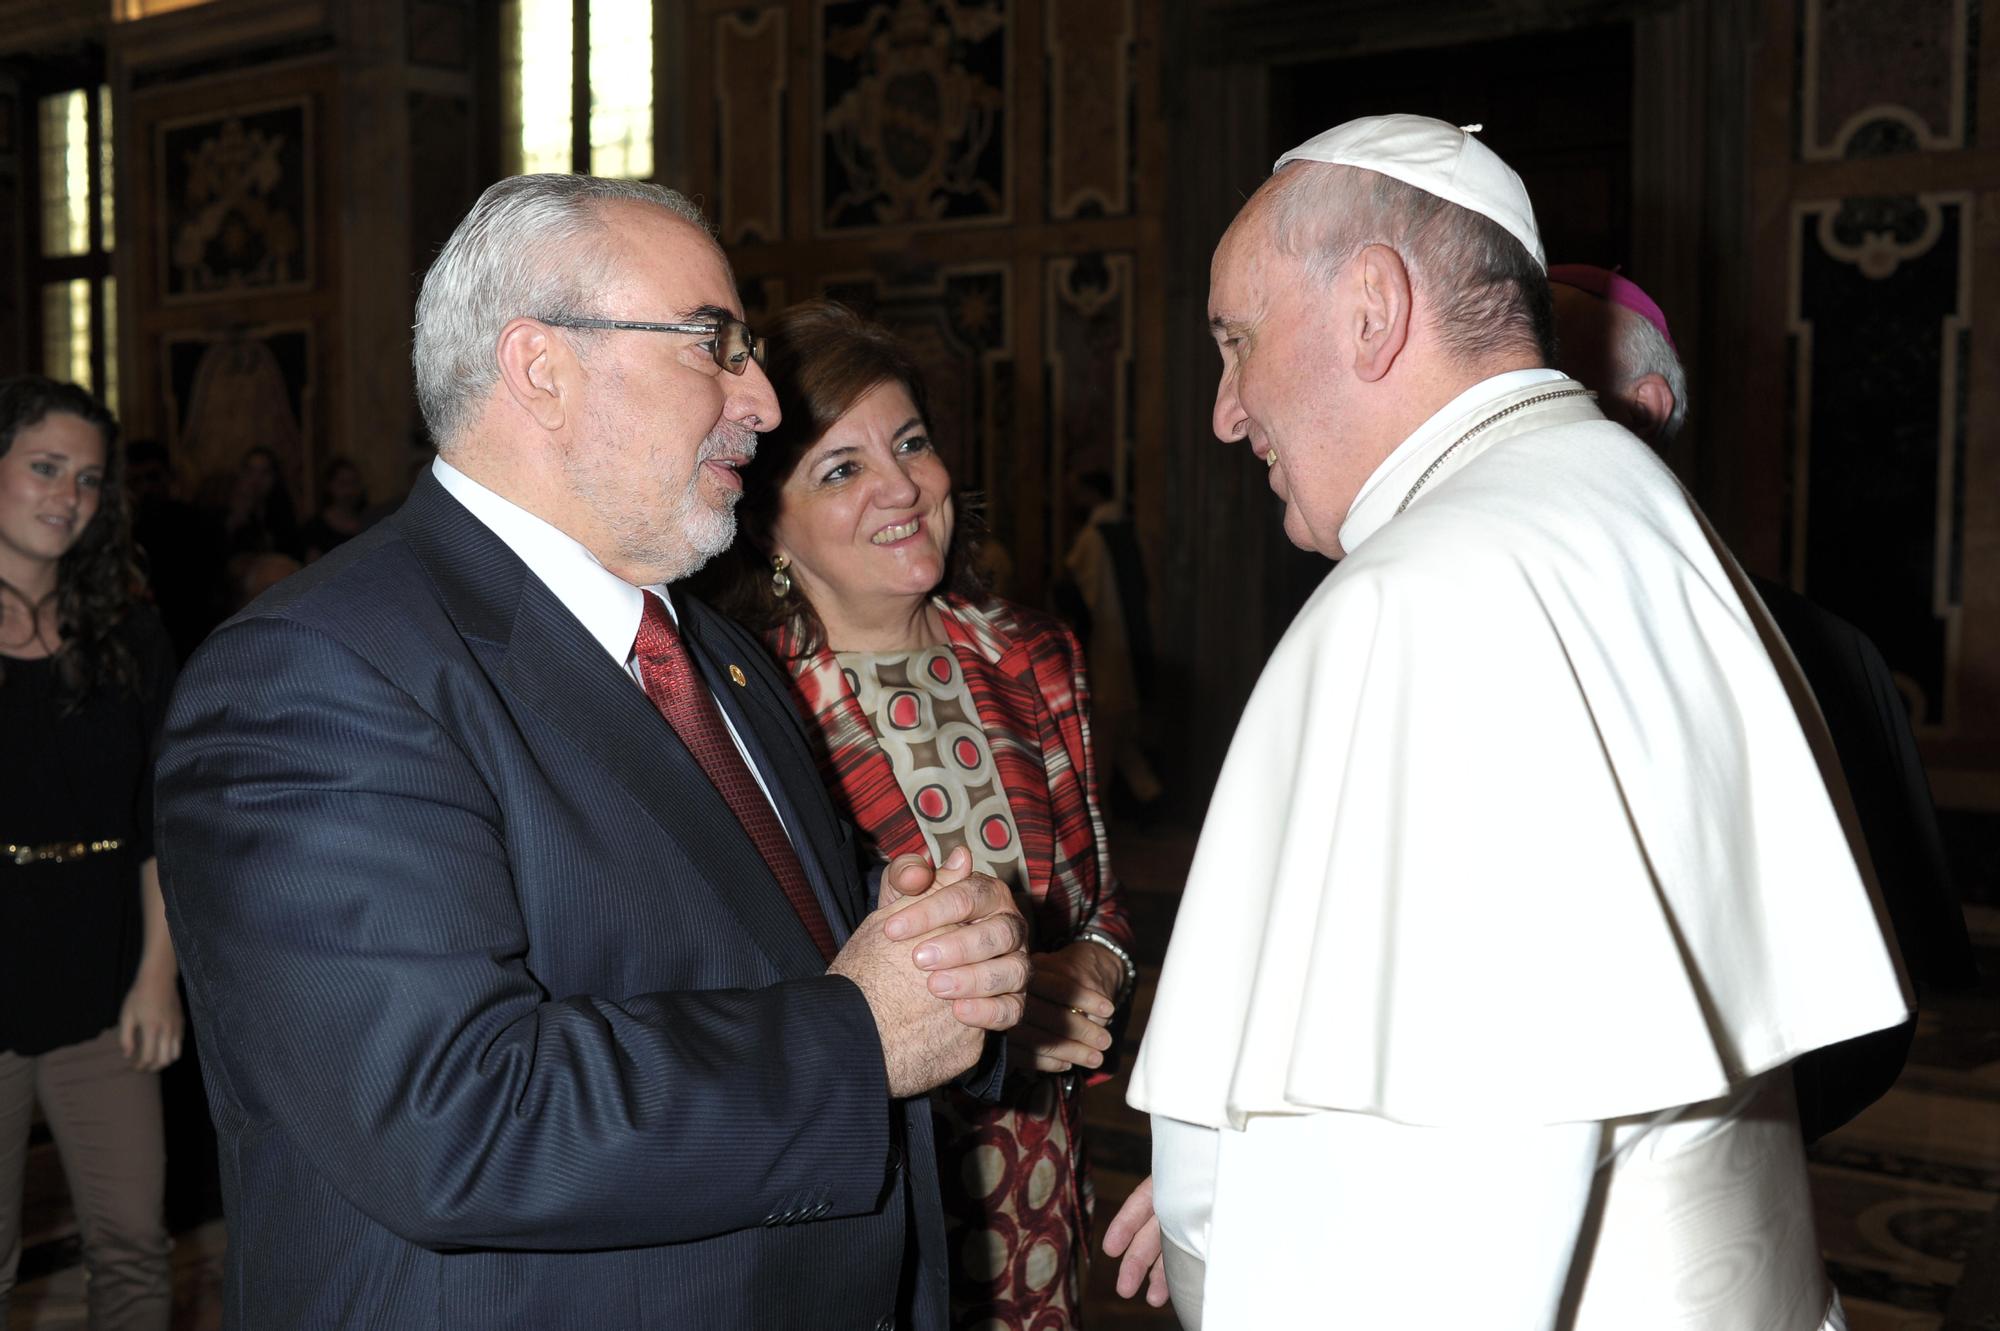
[827,845,1030,1097]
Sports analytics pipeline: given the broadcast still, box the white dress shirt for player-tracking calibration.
[431,456,786,825]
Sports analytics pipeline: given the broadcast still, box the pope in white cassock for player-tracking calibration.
[1102,114,1912,1330]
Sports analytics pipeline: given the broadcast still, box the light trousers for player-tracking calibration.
[0,1027,172,1331]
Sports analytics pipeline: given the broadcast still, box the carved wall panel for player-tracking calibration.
[156,96,314,303]
[119,40,340,495]
[817,0,1009,232]
[1737,0,2000,855]
[110,1,478,501]
[1045,0,1133,220]
[1797,0,1973,159]
[714,7,787,244]
[1043,252,1134,560]
[161,323,315,507]
[690,0,1160,605]
[1788,192,1971,730]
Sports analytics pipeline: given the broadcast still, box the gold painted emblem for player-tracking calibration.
[729,664,747,687]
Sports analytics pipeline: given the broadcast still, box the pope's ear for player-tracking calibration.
[495,318,569,432]
[1352,244,1412,383]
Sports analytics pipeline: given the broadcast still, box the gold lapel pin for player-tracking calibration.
[728,664,747,687]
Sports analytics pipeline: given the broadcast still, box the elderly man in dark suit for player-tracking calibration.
[155,174,1030,1331]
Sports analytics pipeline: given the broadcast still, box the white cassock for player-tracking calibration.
[1127,369,1911,1330]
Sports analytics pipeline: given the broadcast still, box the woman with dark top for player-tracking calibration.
[0,376,180,1330]
[713,300,1136,1329]
[301,454,368,562]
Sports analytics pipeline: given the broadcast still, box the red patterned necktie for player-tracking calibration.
[632,593,838,962]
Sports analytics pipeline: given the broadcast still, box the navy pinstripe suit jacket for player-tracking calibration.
[156,473,950,1330]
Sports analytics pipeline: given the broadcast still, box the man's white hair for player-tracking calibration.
[412,174,711,450]
[1610,304,1689,445]
[1259,161,1556,368]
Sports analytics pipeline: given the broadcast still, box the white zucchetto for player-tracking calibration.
[1274,114,1546,271]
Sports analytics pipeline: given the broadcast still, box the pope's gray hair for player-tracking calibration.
[412,174,712,450]
[1258,161,1555,368]
[1610,302,1689,445]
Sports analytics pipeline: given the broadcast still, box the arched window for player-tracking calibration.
[499,0,653,179]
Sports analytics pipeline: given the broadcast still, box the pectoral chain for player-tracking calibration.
[1396,388,1596,514]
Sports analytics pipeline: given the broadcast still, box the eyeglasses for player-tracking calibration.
[539,316,765,375]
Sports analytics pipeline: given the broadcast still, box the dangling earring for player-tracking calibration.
[770,553,793,599]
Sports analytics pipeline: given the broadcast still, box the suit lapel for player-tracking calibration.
[675,600,868,933]
[401,475,827,977]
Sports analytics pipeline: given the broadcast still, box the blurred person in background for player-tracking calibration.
[302,455,369,562]
[715,298,1137,1330]
[125,439,227,663]
[0,376,180,1331]
[216,444,302,562]
[1058,467,1164,819]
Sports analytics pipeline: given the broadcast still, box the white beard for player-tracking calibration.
[567,411,755,583]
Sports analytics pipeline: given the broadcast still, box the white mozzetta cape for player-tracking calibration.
[1128,378,1909,1131]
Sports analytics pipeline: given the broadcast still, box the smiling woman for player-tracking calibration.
[709,300,1137,1331]
[0,375,181,1331]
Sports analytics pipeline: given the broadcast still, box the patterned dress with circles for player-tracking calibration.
[836,646,1029,897]
[777,598,1135,1331]
[838,645,1082,1331]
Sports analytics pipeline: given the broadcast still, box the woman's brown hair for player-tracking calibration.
[706,298,986,655]
[0,375,139,706]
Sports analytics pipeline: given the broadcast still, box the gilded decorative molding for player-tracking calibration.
[715,7,788,245]
[1045,0,1134,220]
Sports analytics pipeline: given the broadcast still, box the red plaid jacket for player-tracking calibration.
[770,596,1133,1321]
[767,595,1134,975]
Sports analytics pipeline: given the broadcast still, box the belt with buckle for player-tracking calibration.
[5,838,123,867]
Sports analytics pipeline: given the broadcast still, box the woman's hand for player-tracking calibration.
[1007,938,1122,1074]
[122,857,184,1072]
[118,965,184,1072]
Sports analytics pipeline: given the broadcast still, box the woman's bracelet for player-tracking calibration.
[1076,928,1138,1007]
